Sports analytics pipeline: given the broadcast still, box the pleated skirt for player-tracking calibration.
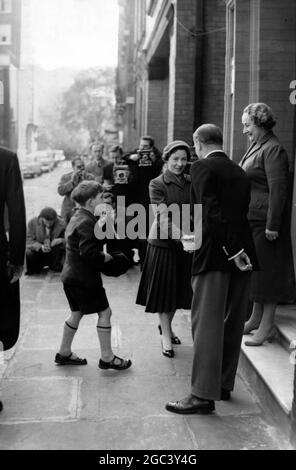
[136,243,193,313]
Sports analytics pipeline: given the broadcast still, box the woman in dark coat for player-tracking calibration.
[136,140,193,357]
[240,102,295,346]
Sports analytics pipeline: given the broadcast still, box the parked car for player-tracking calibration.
[39,156,55,173]
[29,150,55,173]
[53,149,66,166]
[20,156,43,178]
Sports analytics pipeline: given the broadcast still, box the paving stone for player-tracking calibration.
[81,375,177,419]
[0,377,81,423]
[36,292,69,310]
[20,280,45,302]
[30,308,69,325]
[185,414,280,450]
[0,417,196,450]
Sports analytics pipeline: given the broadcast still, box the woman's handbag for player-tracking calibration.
[101,251,130,277]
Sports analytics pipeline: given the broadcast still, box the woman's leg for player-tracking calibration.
[158,312,175,351]
[247,303,277,343]
[243,302,263,334]
[58,310,83,356]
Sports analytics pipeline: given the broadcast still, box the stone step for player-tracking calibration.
[275,305,296,353]
[239,318,295,445]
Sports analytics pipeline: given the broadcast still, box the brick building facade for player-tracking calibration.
[116,0,226,152]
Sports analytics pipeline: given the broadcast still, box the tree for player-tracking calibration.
[60,67,116,142]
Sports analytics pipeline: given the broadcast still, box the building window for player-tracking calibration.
[0,25,11,44]
[0,0,12,13]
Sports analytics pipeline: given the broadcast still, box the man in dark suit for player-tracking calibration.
[166,124,257,414]
[0,147,26,412]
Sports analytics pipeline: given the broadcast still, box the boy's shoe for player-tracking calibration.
[55,353,87,365]
[98,355,132,370]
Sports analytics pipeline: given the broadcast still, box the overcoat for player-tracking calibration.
[239,131,295,302]
[0,148,26,350]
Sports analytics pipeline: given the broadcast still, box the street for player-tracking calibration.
[0,164,286,450]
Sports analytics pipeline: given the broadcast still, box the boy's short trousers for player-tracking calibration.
[63,284,109,314]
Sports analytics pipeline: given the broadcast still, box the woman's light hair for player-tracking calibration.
[243,103,276,130]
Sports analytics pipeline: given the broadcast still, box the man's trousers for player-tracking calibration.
[191,271,251,400]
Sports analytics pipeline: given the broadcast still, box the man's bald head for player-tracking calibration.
[193,124,223,159]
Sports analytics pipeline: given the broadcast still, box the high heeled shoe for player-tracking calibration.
[243,322,260,335]
[244,329,277,347]
[160,337,174,358]
[158,325,181,345]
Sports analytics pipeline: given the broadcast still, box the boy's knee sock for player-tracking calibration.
[96,325,113,361]
[59,321,78,356]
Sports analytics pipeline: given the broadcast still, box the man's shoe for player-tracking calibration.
[0,401,3,412]
[220,388,231,401]
[165,395,215,415]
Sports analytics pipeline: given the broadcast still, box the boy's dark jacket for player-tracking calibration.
[61,207,105,287]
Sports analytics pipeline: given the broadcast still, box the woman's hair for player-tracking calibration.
[39,207,57,221]
[162,140,191,162]
[71,181,103,205]
[243,103,276,130]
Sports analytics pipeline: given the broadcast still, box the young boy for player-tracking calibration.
[55,180,132,370]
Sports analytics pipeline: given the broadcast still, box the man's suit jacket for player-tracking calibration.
[239,131,289,231]
[61,207,106,288]
[0,147,26,350]
[191,151,257,276]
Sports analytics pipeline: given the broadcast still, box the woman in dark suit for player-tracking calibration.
[240,103,295,346]
[136,140,193,357]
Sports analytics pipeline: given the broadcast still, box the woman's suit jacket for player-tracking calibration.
[239,131,289,231]
[0,148,26,350]
[148,170,191,250]
[61,207,106,288]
